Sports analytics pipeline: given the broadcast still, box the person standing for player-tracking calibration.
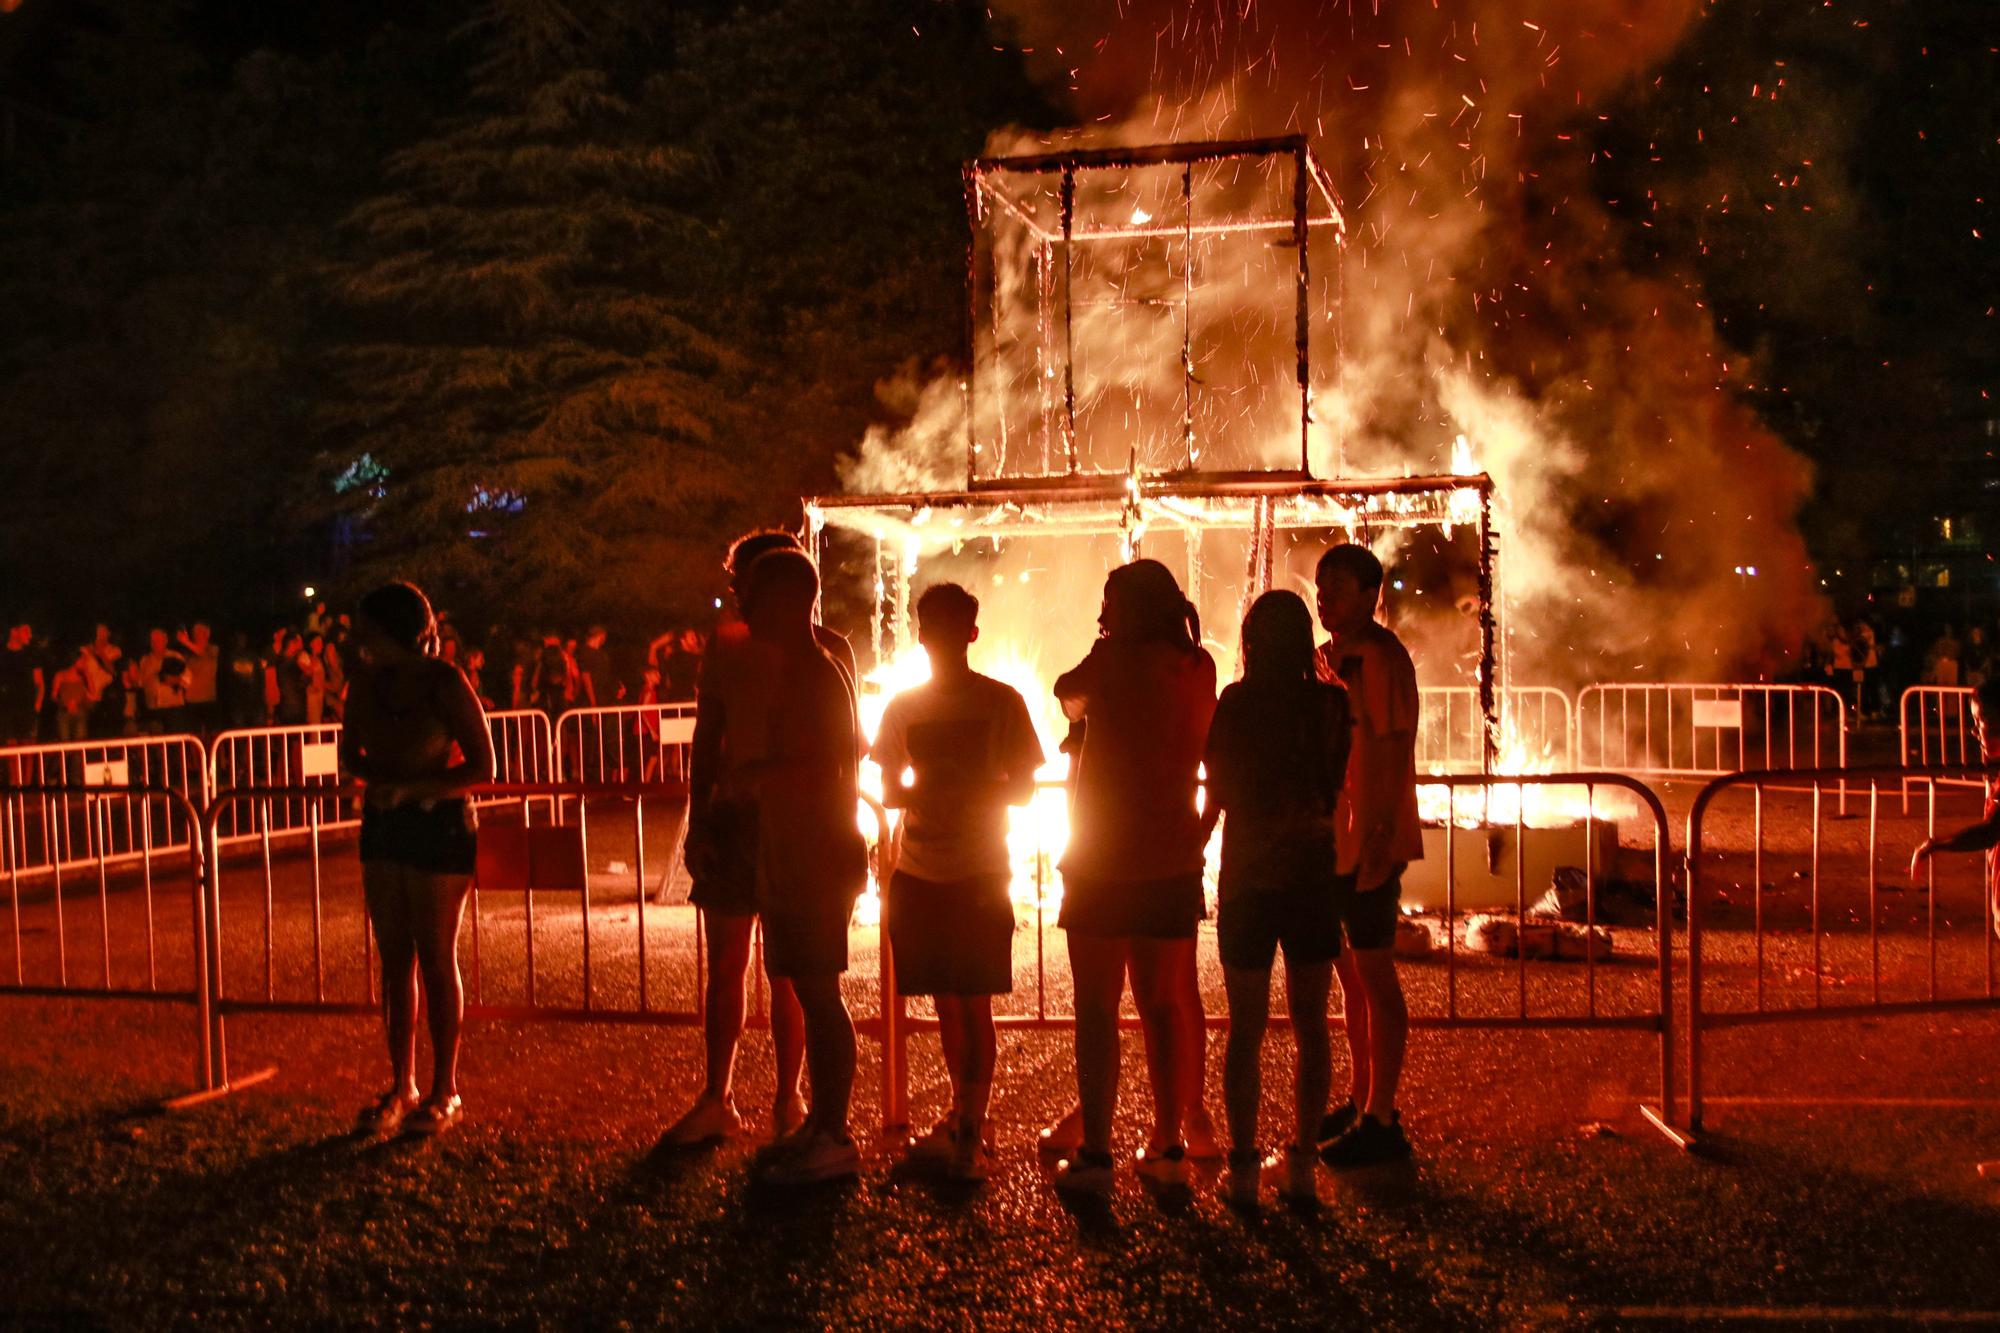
[136,628,187,735]
[873,583,1044,1182]
[1314,543,1425,1168]
[530,633,576,719]
[339,581,494,1137]
[1049,559,1217,1196]
[83,626,122,739]
[575,626,615,708]
[1204,591,1350,1207]
[222,632,264,730]
[52,649,92,742]
[734,548,868,1186]
[662,530,856,1154]
[175,623,221,734]
[0,623,44,745]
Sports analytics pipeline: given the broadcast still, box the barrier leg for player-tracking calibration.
[163,820,277,1110]
[879,898,908,1133]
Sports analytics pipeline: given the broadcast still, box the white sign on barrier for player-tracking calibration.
[658,714,697,746]
[1692,700,1742,730]
[300,742,340,779]
[84,759,130,786]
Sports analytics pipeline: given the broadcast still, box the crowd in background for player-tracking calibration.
[1799,606,2000,721]
[0,604,712,748]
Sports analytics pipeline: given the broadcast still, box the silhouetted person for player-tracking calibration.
[1314,543,1424,1168]
[1205,590,1350,1208]
[1049,559,1217,1197]
[339,581,494,1137]
[873,583,1043,1182]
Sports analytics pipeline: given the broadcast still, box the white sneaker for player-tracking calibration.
[1053,1149,1116,1196]
[662,1094,742,1147]
[758,1131,860,1186]
[1134,1143,1189,1189]
[1038,1105,1084,1157]
[906,1117,959,1164]
[1278,1146,1318,1206]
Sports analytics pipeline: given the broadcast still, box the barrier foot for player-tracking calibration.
[1639,1103,1695,1151]
[161,1064,278,1111]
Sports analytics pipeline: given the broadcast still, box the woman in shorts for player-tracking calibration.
[1050,560,1216,1194]
[1204,591,1350,1207]
[339,581,494,1137]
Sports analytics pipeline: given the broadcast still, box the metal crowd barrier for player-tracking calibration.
[0,734,208,879]
[1899,686,1982,809]
[876,771,1681,1141]
[554,702,698,785]
[1417,685,1575,770]
[0,782,219,1089]
[1683,763,2000,1133]
[1578,683,1848,807]
[199,782,900,1109]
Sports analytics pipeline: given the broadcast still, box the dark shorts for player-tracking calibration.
[687,800,758,916]
[762,899,854,979]
[1058,872,1205,940]
[1217,879,1343,972]
[360,800,477,876]
[1333,867,1405,952]
[886,871,1013,996]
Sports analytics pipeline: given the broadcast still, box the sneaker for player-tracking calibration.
[1223,1149,1267,1209]
[1038,1105,1084,1157]
[1134,1142,1189,1189]
[356,1089,419,1136]
[662,1094,742,1147]
[1053,1148,1116,1197]
[404,1094,464,1138]
[1319,1111,1412,1169]
[905,1117,959,1165]
[948,1134,994,1184]
[1184,1107,1224,1162]
[758,1130,860,1186]
[1316,1099,1359,1147]
[1278,1146,1319,1205]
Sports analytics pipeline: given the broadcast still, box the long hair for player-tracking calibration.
[1240,590,1316,685]
[1104,559,1200,651]
[358,581,438,656]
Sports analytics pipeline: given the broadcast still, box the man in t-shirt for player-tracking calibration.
[1313,543,1425,1167]
[136,628,187,736]
[0,622,44,745]
[575,625,615,708]
[872,583,1043,1182]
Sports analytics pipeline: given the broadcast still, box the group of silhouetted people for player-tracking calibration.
[340,530,1427,1206]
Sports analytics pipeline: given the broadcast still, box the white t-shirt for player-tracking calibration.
[1317,623,1426,879]
[870,671,1044,883]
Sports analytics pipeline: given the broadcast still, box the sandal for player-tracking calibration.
[404,1094,464,1137]
[357,1090,420,1136]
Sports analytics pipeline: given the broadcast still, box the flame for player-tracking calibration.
[1418,714,1633,830]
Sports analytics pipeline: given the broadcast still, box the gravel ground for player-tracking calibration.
[5,767,2000,1328]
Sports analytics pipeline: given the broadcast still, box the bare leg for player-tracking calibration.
[1178,954,1217,1149]
[766,974,807,1115]
[362,861,419,1099]
[1066,933,1129,1155]
[789,971,855,1140]
[1128,936,1193,1151]
[936,994,970,1122]
[410,872,473,1101]
[948,995,997,1135]
[1283,959,1334,1149]
[1333,950,1372,1108]
[1221,965,1271,1157]
[700,912,755,1102]
[1349,948,1407,1120]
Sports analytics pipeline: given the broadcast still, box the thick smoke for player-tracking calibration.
[846,0,1821,685]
